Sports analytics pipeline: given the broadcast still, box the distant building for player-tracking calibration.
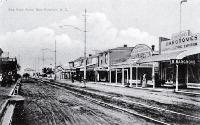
[0,48,3,57]
[0,48,18,74]
[68,44,158,88]
[24,68,35,76]
[0,48,18,86]
[69,57,84,81]
[95,44,134,83]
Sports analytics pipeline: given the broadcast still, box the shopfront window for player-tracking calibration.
[138,67,152,81]
[185,54,200,83]
[165,65,175,83]
[188,64,200,83]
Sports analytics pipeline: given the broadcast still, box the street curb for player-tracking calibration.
[175,90,200,96]
[0,100,9,119]
[0,83,17,120]
[58,80,200,97]
[9,83,18,96]
[72,81,174,92]
[0,79,22,124]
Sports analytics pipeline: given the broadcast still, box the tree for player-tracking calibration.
[23,73,30,79]
[42,67,54,74]
[16,63,21,71]
[46,68,54,74]
[42,68,47,74]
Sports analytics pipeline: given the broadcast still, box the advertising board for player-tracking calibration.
[161,32,200,54]
[130,44,152,59]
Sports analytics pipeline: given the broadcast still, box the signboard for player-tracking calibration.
[94,67,108,71]
[74,61,83,68]
[0,58,16,62]
[130,44,152,59]
[161,32,200,54]
[24,68,35,72]
[170,59,196,65]
[171,30,191,39]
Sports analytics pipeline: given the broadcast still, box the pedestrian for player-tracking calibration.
[71,73,74,83]
[142,73,147,88]
[1,73,6,87]
[7,71,12,87]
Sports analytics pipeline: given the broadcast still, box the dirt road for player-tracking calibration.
[12,81,157,125]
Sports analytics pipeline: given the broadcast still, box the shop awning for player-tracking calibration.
[86,64,97,71]
[176,47,200,59]
[111,59,138,68]
[111,58,153,68]
[137,51,186,63]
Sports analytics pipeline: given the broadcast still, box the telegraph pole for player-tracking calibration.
[42,50,45,68]
[54,40,57,80]
[58,9,88,86]
[83,8,87,87]
[38,56,40,72]
[176,0,187,91]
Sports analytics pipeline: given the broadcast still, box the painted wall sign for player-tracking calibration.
[130,44,152,59]
[161,33,200,54]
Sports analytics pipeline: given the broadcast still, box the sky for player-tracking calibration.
[0,0,200,71]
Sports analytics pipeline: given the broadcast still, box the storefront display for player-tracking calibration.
[139,30,200,90]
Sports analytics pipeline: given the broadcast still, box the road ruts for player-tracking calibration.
[43,79,200,125]
[12,80,158,125]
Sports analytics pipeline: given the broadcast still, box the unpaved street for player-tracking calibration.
[12,81,157,125]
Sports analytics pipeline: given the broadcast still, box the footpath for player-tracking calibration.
[56,79,200,119]
[57,79,200,106]
[0,83,17,117]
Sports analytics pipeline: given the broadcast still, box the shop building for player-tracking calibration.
[68,44,158,87]
[95,45,133,82]
[55,65,71,80]
[139,30,200,90]
[86,54,98,82]
[69,55,98,82]
[111,44,158,87]
[69,57,84,81]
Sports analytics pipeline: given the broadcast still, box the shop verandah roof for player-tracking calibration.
[138,47,200,63]
[111,58,153,69]
[137,51,185,63]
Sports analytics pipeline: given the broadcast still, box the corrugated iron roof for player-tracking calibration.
[137,51,185,63]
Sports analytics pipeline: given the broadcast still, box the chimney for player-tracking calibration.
[123,44,127,47]
[151,45,155,51]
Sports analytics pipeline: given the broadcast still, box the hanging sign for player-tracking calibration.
[170,59,196,64]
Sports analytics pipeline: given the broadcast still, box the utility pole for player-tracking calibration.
[38,56,40,72]
[176,0,187,91]
[42,50,45,68]
[58,9,88,86]
[34,57,37,73]
[54,40,57,80]
[18,54,20,64]
[83,8,87,87]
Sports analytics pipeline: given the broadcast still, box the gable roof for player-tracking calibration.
[69,57,84,63]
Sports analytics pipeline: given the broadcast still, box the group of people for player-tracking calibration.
[1,71,21,87]
[71,73,83,83]
[1,72,13,87]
